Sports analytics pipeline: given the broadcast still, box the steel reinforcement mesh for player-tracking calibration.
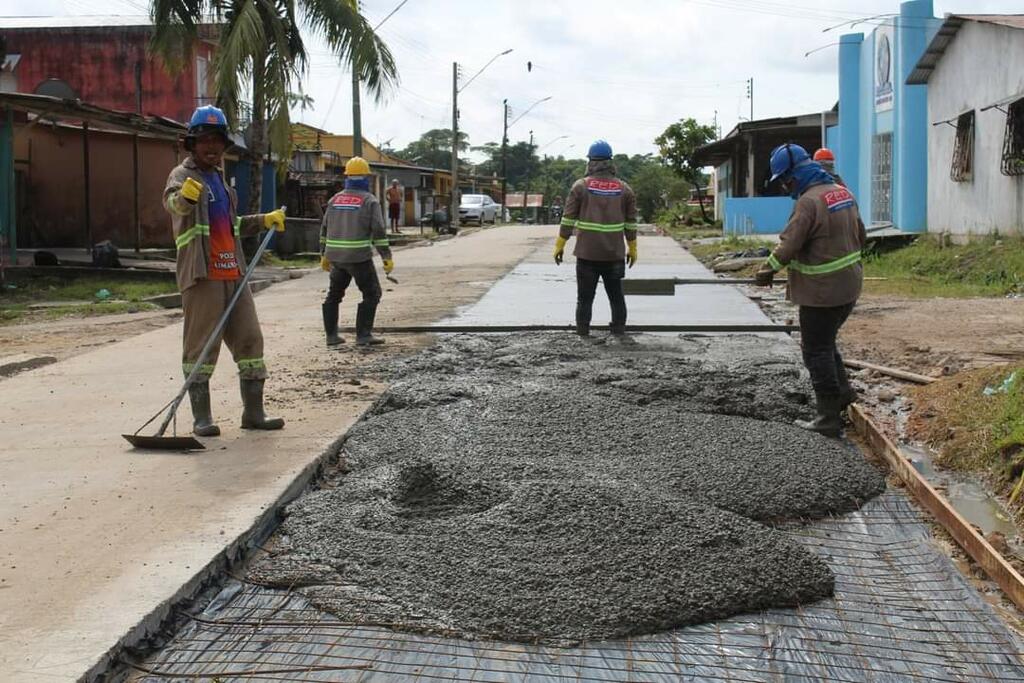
[127,489,1024,682]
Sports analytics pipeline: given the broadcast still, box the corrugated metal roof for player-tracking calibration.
[908,14,1024,85]
[0,15,153,29]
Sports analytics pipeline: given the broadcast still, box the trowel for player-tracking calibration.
[123,211,284,451]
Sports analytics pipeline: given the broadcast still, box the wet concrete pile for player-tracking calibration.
[250,333,886,644]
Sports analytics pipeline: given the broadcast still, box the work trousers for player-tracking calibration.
[799,302,855,395]
[324,260,382,307]
[576,258,627,331]
[182,278,267,380]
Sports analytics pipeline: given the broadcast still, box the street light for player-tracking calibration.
[509,96,552,128]
[452,48,513,230]
[540,134,568,152]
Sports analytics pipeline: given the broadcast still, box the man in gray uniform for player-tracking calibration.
[319,157,394,346]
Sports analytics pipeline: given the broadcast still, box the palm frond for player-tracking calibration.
[212,0,266,127]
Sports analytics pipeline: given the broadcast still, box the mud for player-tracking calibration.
[250,333,885,644]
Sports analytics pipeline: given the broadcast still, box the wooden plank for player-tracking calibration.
[848,404,1024,611]
[341,324,799,334]
[844,358,937,385]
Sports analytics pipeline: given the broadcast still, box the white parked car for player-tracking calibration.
[459,194,499,224]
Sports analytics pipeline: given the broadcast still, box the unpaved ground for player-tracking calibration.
[250,333,884,644]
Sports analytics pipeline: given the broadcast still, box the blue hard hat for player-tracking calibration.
[769,143,810,182]
[587,139,613,160]
[189,105,228,131]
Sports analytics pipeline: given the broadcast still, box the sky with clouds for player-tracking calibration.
[4,0,1022,162]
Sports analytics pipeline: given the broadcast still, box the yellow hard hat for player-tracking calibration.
[345,156,371,176]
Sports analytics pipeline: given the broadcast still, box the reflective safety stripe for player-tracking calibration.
[325,238,373,249]
[182,362,216,376]
[237,358,266,371]
[575,220,625,233]
[767,253,783,271]
[175,223,211,249]
[372,239,390,247]
[790,250,862,275]
[233,217,241,237]
[560,217,577,228]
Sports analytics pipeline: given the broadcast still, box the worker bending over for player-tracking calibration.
[163,105,286,437]
[554,140,638,337]
[320,157,394,347]
[756,143,865,438]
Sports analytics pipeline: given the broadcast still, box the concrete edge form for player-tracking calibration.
[849,403,1024,610]
[340,324,800,334]
[77,426,363,683]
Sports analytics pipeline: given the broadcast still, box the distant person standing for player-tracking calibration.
[553,140,638,338]
[813,148,845,188]
[386,179,403,234]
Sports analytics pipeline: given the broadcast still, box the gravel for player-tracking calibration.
[250,333,885,644]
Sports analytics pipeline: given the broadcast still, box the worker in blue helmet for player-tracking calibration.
[554,139,638,339]
[162,104,288,438]
[755,143,866,438]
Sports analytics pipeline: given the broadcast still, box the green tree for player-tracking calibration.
[655,118,716,222]
[151,0,397,212]
[393,128,470,171]
[629,162,690,222]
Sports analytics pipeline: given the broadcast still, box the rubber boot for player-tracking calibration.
[188,381,220,437]
[355,302,385,346]
[610,324,627,337]
[575,322,591,337]
[795,392,843,438]
[322,302,343,346]
[240,378,285,430]
[837,365,857,409]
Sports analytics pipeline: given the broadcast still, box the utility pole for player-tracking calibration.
[352,70,362,157]
[501,99,509,222]
[747,77,754,121]
[451,61,459,230]
[521,130,533,224]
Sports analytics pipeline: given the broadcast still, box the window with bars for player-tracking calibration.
[1002,98,1024,176]
[950,111,974,182]
[871,133,892,224]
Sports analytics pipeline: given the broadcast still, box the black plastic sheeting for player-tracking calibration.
[127,490,1024,682]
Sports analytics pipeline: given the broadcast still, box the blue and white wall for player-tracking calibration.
[836,0,937,233]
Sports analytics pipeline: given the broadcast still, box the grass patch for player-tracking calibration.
[0,276,176,324]
[262,253,320,268]
[909,365,1024,504]
[864,235,1024,298]
[685,236,776,263]
[659,223,723,241]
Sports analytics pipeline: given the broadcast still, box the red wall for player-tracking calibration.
[3,27,214,124]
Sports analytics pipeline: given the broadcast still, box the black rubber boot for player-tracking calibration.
[610,324,627,337]
[187,381,220,437]
[837,363,857,408]
[322,302,343,346]
[355,302,384,346]
[575,322,590,337]
[240,379,285,430]
[795,392,843,438]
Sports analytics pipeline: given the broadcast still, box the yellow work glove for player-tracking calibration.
[180,177,203,204]
[553,236,568,265]
[264,209,286,233]
[626,239,638,268]
[320,256,331,272]
[382,259,395,275]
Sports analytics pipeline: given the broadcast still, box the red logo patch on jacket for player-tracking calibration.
[330,194,364,211]
[586,178,623,197]
[823,187,855,213]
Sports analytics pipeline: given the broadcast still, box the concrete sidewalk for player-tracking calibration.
[0,225,552,681]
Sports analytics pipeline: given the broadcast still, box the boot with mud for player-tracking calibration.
[795,392,843,438]
[188,381,220,437]
[576,322,591,337]
[837,363,858,409]
[322,302,343,347]
[355,302,385,346]
[240,378,285,430]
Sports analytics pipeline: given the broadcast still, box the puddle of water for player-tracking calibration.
[902,443,1021,550]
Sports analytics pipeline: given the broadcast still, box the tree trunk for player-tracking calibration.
[691,174,710,223]
[247,61,267,215]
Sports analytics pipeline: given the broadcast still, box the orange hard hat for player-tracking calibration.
[813,148,835,162]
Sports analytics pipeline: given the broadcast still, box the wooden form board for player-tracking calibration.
[848,403,1024,611]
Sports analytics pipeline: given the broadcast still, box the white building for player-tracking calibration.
[908,14,1024,239]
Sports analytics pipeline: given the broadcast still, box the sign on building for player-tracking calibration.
[874,25,894,112]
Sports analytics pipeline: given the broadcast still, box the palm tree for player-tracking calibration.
[151,0,398,212]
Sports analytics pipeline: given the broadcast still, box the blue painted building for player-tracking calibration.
[834,0,940,233]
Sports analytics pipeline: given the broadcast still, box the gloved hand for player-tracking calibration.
[181,177,203,204]
[554,236,568,265]
[320,256,331,272]
[264,209,286,233]
[382,259,395,275]
[626,239,638,268]
[754,265,775,287]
